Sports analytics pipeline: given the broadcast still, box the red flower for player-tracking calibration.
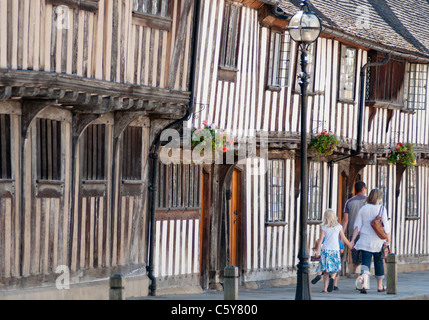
[222,147,227,153]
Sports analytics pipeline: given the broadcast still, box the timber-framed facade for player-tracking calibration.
[0,0,198,299]
[1,0,429,299]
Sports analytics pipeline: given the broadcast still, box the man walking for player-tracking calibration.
[342,181,367,276]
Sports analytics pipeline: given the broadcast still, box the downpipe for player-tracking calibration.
[328,53,391,207]
[147,0,201,296]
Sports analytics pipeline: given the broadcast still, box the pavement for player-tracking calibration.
[134,269,429,301]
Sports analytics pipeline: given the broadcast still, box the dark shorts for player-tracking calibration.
[350,235,362,265]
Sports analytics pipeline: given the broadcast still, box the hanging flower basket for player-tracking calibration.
[191,121,234,155]
[387,142,417,167]
[309,130,340,157]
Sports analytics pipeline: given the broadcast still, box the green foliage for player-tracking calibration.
[309,130,340,157]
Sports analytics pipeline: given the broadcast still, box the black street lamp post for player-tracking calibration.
[287,0,322,300]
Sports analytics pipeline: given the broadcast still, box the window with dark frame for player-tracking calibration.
[406,63,428,111]
[267,31,292,88]
[406,166,419,219]
[0,114,12,180]
[266,159,285,223]
[121,126,143,181]
[339,45,357,101]
[295,42,316,92]
[133,0,169,17]
[156,162,201,210]
[82,124,106,181]
[377,163,389,210]
[36,118,62,181]
[219,2,241,70]
[308,161,322,223]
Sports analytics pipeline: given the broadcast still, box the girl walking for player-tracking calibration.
[315,209,353,292]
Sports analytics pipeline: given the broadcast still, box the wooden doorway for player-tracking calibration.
[229,169,242,267]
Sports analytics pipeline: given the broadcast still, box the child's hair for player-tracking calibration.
[322,209,339,228]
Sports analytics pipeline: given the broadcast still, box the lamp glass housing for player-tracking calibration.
[288,9,322,45]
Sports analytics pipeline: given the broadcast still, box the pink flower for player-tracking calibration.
[396,146,400,150]
[202,120,208,126]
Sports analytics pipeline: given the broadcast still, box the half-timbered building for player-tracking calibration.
[1,0,429,299]
[0,0,199,299]
[180,0,429,291]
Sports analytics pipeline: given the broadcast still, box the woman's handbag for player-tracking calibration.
[371,206,388,240]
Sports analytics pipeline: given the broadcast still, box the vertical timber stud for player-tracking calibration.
[223,265,238,300]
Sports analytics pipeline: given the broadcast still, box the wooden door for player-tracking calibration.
[229,170,241,267]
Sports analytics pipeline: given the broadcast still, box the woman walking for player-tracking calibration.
[314,209,353,292]
[351,189,391,293]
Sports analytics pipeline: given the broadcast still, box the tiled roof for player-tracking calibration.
[279,0,429,59]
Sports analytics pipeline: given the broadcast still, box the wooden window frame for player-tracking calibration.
[156,162,202,211]
[377,162,389,212]
[46,0,99,12]
[132,0,172,31]
[266,158,286,225]
[338,44,357,103]
[0,114,12,181]
[293,42,317,93]
[266,29,292,90]
[32,107,71,199]
[308,161,323,224]
[81,124,107,182]
[405,166,419,220]
[404,63,428,111]
[218,1,242,79]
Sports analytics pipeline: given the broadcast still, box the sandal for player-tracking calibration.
[378,286,387,292]
[359,288,367,294]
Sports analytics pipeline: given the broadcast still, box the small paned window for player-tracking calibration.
[308,161,322,223]
[406,166,419,219]
[0,114,12,180]
[377,164,389,210]
[133,0,169,17]
[266,159,285,223]
[82,124,106,181]
[36,118,62,181]
[339,46,357,100]
[268,31,292,88]
[122,126,143,181]
[219,3,241,69]
[157,163,201,210]
[406,63,428,111]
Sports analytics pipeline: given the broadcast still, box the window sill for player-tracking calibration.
[337,98,356,105]
[365,100,404,110]
[266,85,282,92]
[35,179,64,198]
[0,179,15,197]
[265,221,287,227]
[132,11,172,31]
[405,216,420,221]
[218,66,238,82]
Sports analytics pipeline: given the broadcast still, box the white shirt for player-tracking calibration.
[354,204,390,253]
[321,224,342,251]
